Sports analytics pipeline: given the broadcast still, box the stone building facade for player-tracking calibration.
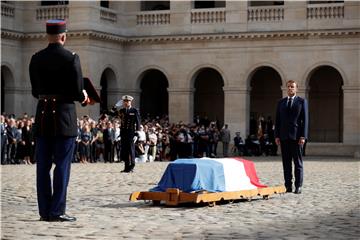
[1,1,359,156]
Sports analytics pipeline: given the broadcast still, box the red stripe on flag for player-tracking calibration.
[233,157,267,188]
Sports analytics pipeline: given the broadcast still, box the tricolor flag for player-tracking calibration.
[151,158,267,193]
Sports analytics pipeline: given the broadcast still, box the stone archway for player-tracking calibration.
[308,66,343,142]
[1,65,15,114]
[249,66,282,136]
[140,69,169,119]
[193,68,224,127]
[100,68,116,113]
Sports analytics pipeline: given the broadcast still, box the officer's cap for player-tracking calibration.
[46,19,67,35]
[122,95,134,101]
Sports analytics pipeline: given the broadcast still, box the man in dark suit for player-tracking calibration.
[103,121,115,163]
[111,95,141,172]
[29,19,90,222]
[275,80,308,194]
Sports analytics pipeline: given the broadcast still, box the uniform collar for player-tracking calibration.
[48,42,63,48]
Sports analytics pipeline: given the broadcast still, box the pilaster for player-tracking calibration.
[168,87,194,124]
[223,86,250,139]
[342,86,360,144]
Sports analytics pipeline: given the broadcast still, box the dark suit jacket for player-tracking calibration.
[275,96,309,141]
[29,43,85,137]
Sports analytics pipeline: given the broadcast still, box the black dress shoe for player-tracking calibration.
[121,169,130,173]
[49,214,76,222]
[39,216,49,221]
[294,187,302,194]
[286,187,293,193]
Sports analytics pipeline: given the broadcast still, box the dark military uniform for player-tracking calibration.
[29,42,86,220]
[117,107,141,172]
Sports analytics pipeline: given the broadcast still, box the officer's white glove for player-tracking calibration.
[133,136,138,143]
[115,100,123,108]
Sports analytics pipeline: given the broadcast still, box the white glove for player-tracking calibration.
[115,100,123,108]
[133,136,138,143]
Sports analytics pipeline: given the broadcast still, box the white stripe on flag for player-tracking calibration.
[213,158,257,191]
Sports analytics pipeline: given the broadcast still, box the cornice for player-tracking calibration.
[1,29,359,44]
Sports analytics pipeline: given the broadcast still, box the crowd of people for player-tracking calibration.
[0,112,279,165]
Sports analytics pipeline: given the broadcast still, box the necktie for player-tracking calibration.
[287,97,292,110]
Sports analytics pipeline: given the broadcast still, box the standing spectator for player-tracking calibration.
[176,125,192,158]
[113,120,121,162]
[275,80,308,194]
[209,123,219,157]
[89,121,99,163]
[233,132,245,156]
[103,121,115,163]
[29,19,90,222]
[135,125,148,163]
[95,123,105,162]
[6,118,20,164]
[1,115,8,164]
[78,124,92,163]
[220,124,231,157]
[197,125,210,157]
[147,127,158,162]
[21,118,34,164]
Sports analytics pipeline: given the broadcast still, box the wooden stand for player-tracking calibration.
[130,185,286,206]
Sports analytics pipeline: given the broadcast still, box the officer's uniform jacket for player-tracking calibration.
[29,43,86,137]
[118,107,141,135]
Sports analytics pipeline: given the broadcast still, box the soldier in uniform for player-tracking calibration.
[111,95,141,172]
[29,19,90,222]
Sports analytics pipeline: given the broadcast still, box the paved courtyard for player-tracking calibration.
[1,156,359,240]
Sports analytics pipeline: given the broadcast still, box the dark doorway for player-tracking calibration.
[249,66,282,136]
[1,66,14,115]
[194,68,224,127]
[308,66,343,142]
[100,68,116,114]
[140,69,169,119]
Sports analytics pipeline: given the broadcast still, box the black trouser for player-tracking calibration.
[104,142,114,163]
[7,142,17,164]
[280,139,303,189]
[120,131,135,171]
[1,136,7,164]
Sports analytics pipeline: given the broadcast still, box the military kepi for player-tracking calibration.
[122,95,134,101]
[46,19,67,34]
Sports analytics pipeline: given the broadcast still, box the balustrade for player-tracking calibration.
[36,5,69,20]
[307,3,344,19]
[248,6,284,22]
[100,8,117,22]
[191,8,226,24]
[1,2,15,18]
[137,10,170,25]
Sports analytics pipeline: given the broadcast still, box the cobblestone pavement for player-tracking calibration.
[1,156,359,240]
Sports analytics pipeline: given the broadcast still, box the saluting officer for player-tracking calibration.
[112,95,141,172]
[29,19,90,222]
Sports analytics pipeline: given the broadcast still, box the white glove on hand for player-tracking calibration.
[133,136,138,143]
[115,100,123,108]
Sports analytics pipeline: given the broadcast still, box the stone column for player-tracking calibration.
[342,86,360,145]
[223,87,249,140]
[168,88,194,124]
